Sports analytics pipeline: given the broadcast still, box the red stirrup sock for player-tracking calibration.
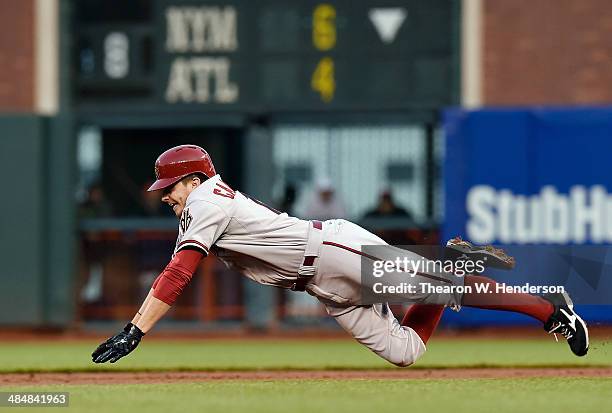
[462,275,554,323]
[400,304,445,344]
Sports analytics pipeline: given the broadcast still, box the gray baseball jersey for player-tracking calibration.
[174,175,309,288]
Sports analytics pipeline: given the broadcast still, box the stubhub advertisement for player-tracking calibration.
[443,107,612,324]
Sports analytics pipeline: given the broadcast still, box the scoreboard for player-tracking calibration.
[74,0,458,112]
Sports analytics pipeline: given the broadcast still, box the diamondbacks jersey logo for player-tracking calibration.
[180,208,193,233]
[213,181,235,199]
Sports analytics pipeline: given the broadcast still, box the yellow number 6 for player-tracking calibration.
[313,4,336,51]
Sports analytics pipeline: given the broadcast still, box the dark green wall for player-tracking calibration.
[45,115,77,325]
[0,116,47,324]
[0,115,75,326]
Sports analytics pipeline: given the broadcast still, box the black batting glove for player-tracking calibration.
[93,324,145,364]
[91,323,133,362]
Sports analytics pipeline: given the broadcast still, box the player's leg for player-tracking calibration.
[461,274,553,322]
[309,220,427,366]
[325,303,426,367]
[311,220,449,347]
[460,274,588,356]
[446,238,588,355]
[400,304,445,344]
[400,274,557,344]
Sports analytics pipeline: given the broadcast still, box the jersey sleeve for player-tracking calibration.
[174,200,231,255]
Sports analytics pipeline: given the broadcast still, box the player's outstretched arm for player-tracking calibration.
[91,249,204,363]
[133,296,171,333]
[131,287,156,325]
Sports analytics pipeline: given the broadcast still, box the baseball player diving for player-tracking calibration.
[92,145,589,365]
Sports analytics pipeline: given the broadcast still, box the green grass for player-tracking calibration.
[1,338,610,413]
[0,337,610,373]
[2,379,612,413]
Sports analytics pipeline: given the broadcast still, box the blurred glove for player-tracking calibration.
[91,322,133,362]
[92,324,145,364]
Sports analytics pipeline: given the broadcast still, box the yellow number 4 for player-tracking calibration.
[311,57,335,102]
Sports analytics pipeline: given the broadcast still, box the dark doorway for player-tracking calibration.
[101,127,244,216]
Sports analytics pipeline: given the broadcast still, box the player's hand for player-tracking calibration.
[91,323,133,361]
[92,324,145,363]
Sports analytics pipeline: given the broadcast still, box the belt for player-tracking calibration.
[292,220,323,291]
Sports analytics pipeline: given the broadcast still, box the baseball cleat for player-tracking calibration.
[445,236,515,270]
[543,292,589,357]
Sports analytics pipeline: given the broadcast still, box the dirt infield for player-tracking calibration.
[2,368,611,385]
[1,325,612,342]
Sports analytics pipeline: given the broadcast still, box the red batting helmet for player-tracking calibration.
[147,144,216,192]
